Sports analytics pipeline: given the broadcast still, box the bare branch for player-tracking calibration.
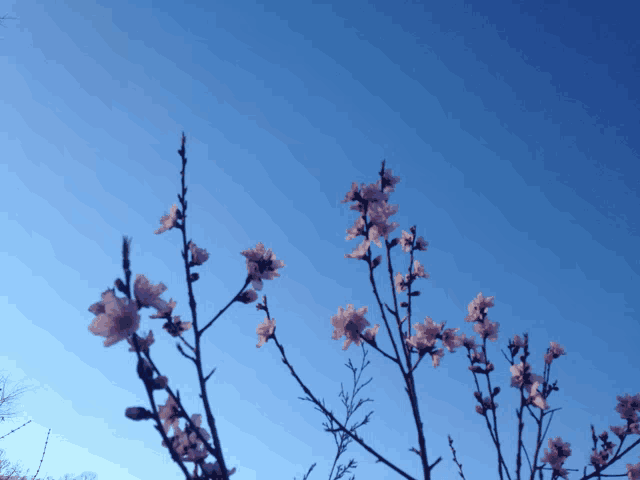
[0,373,38,424]
[0,13,18,29]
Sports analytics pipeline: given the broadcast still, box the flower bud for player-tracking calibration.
[237,289,258,304]
[114,278,128,295]
[189,272,200,282]
[414,237,428,251]
[125,407,153,421]
[492,386,501,397]
[137,358,154,382]
[151,375,168,390]
[371,255,382,269]
[389,237,400,248]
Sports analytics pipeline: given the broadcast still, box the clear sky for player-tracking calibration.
[0,0,638,479]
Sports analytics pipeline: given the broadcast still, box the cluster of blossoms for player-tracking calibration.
[87,142,640,480]
[329,304,379,351]
[88,200,285,479]
[541,437,573,480]
[325,162,640,479]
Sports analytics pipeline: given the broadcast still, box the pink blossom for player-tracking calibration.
[412,260,429,280]
[330,304,370,351]
[368,218,399,248]
[368,198,398,222]
[362,324,380,343]
[590,449,609,468]
[457,332,478,351]
[510,362,545,389]
[154,204,180,234]
[541,437,572,480]
[179,413,211,460]
[415,317,445,343]
[399,230,414,253]
[367,201,400,247]
[404,317,444,354]
[359,183,388,205]
[627,461,640,480]
[414,236,428,251]
[470,349,487,365]
[405,333,434,351]
[472,317,499,342]
[240,242,285,291]
[149,298,177,319]
[256,317,276,348]
[544,341,567,364]
[164,423,207,461]
[465,292,495,323]
[345,216,366,241]
[163,315,192,337]
[394,272,410,293]
[431,349,445,368]
[341,182,359,204]
[526,381,549,409]
[378,166,401,194]
[441,327,462,353]
[134,274,177,319]
[88,289,140,347]
[345,239,370,260]
[88,288,111,316]
[158,394,182,434]
[188,241,209,266]
[615,393,640,422]
[610,425,628,437]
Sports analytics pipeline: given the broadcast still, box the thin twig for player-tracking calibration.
[0,419,32,441]
[272,333,416,480]
[447,435,466,480]
[31,427,50,480]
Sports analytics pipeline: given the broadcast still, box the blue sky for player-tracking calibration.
[1,0,638,479]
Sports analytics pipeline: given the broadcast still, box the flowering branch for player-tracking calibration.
[173,134,232,480]
[128,336,195,479]
[342,166,436,479]
[87,136,640,480]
